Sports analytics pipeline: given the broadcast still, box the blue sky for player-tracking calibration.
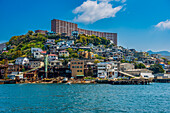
[0,0,170,52]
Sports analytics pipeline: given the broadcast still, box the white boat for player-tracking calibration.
[66,82,71,85]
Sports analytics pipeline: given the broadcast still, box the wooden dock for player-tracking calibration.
[96,79,151,85]
[153,78,170,83]
[0,80,16,84]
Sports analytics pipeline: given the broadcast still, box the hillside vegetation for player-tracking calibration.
[0,31,111,61]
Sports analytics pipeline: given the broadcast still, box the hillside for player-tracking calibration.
[147,50,170,56]
[0,31,111,61]
[0,31,47,60]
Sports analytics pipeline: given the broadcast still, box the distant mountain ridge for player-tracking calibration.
[147,50,170,56]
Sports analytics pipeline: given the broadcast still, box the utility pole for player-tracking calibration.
[45,55,48,78]
[4,59,8,79]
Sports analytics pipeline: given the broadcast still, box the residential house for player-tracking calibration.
[8,63,23,72]
[154,73,170,79]
[0,43,6,53]
[93,45,105,56]
[112,52,123,61]
[33,51,44,59]
[15,57,29,66]
[124,69,154,78]
[8,72,23,80]
[0,63,23,77]
[49,60,62,67]
[120,63,134,71]
[35,30,48,34]
[49,45,59,54]
[66,40,74,47]
[84,62,97,77]
[59,50,69,57]
[79,46,91,50]
[48,54,58,61]
[79,51,95,59]
[125,56,134,62]
[57,40,66,46]
[88,43,94,48]
[97,62,119,78]
[134,52,149,58]
[70,60,84,78]
[31,48,43,54]
[46,31,56,36]
[76,43,82,47]
[54,67,71,78]
[46,39,55,45]
[151,54,161,59]
[29,60,44,69]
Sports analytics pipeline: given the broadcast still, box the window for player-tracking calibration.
[75,66,77,68]
[80,66,82,68]
[74,62,77,64]
[72,66,74,68]
[78,62,80,64]
[72,62,74,64]
[77,66,79,68]
[80,70,82,72]
[81,62,83,64]
[77,70,79,72]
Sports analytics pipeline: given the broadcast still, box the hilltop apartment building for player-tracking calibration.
[51,19,117,45]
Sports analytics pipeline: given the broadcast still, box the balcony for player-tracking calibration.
[98,70,105,73]
[108,69,114,72]
[98,67,106,69]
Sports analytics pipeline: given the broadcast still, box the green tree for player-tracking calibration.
[22,68,25,72]
[67,48,73,53]
[94,60,100,64]
[138,63,146,69]
[28,31,34,35]
[168,61,170,65]
[135,63,146,69]
[149,64,164,74]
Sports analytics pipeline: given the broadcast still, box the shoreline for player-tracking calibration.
[1,78,170,85]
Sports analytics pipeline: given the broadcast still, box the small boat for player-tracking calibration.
[62,77,68,83]
[66,82,71,85]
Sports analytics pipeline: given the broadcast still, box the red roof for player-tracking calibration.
[59,50,68,52]
[41,51,47,54]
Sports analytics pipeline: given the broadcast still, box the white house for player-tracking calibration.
[46,39,55,45]
[29,60,44,68]
[66,40,74,46]
[15,57,29,65]
[57,41,66,46]
[8,72,23,80]
[125,56,134,62]
[59,50,69,57]
[141,72,154,78]
[97,62,118,78]
[31,48,43,54]
[49,60,63,67]
[124,69,154,78]
[33,51,44,59]
[48,54,58,61]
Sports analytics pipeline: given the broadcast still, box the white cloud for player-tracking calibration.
[155,20,170,29]
[99,0,126,3]
[73,0,123,24]
[121,0,126,3]
[114,0,126,3]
